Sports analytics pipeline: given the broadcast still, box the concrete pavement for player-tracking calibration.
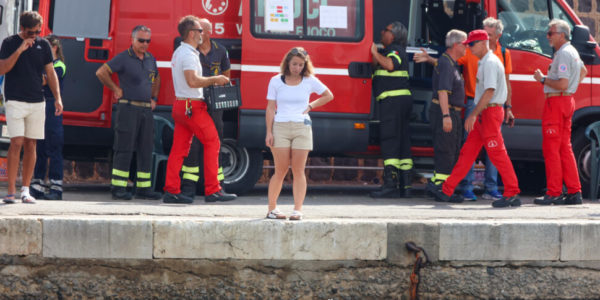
[0,185,597,221]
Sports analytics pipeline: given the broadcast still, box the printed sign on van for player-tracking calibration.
[265,0,293,32]
[203,0,229,15]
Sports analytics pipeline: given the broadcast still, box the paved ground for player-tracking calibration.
[0,184,599,221]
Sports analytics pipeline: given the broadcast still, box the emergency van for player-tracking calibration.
[3,0,598,195]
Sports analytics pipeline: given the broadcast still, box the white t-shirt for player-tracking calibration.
[171,42,203,99]
[266,74,327,122]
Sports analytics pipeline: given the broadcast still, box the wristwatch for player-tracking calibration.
[442,114,450,118]
[151,97,157,101]
[540,77,546,85]
[504,104,512,109]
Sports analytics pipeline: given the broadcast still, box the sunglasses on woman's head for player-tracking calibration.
[290,48,307,56]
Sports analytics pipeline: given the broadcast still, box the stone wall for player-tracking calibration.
[2,256,600,299]
[569,0,600,40]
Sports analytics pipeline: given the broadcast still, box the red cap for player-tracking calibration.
[463,29,489,45]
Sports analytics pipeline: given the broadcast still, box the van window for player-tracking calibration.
[251,0,364,41]
[497,0,553,56]
[549,0,575,30]
[51,0,110,39]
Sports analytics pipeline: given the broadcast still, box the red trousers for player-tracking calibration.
[542,96,581,196]
[164,100,221,195]
[443,106,520,197]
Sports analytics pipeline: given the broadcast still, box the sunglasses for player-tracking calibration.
[467,40,481,47]
[290,48,307,56]
[547,31,560,37]
[27,30,41,36]
[137,38,151,43]
[190,28,203,33]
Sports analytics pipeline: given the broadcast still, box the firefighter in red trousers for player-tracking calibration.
[533,19,587,205]
[163,15,236,204]
[431,30,521,208]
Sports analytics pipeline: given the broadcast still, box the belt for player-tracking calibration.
[118,99,151,108]
[545,92,572,98]
[176,97,204,101]
[487,103,502,108]
[431,99,462,111]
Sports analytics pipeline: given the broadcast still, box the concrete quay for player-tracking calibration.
[1,187,600,299]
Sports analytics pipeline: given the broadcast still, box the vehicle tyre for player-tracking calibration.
[572,127,591,198]
[194,138,264,196]
[221,138,264,195]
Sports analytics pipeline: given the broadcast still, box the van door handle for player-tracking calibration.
[348,62,372,78]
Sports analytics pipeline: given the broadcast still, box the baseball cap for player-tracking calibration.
[462,29,489,45]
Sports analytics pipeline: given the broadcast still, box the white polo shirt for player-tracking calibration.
[544,42,584,94]
[474,50,507,105]
[171,42,203,99]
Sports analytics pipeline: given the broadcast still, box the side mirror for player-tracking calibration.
[571,25,598,64]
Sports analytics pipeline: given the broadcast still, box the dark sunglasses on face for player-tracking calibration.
[547,31,559,37]
[137,38,151,43]
[290,48,307,56]
[190,28,203,33]
[468,41,479,47]
[27,30,41,35]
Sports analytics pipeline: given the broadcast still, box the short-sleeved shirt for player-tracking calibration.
[372,43,410,100]
[172,42,203,99]
[432,53,465,107]
[43,59,66,99]
[544,42,584,94]
[105,48,157,102]
[0,34,53,103]
[267,74,327,123]
[457,42,512,98]
[200,40,230,76]
[474,50,507,105]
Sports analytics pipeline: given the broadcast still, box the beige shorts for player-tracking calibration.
[5,100,46,139]
[272,121,313,150]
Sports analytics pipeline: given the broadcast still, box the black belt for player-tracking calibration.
[118,99,151,108]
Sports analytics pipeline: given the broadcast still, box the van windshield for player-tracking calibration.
[498,0,575,57]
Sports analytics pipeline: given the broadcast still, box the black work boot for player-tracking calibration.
[370,166,401,198]
[492,195,521,208]
[111,187,133,200]
[399,170,412,198]
[534,194,564,205]
[163,192,194,204]
[135,188,163,200]
[180,180,197,199]
[564,192,583,205]
[205,189,237,202]
[30,179,46,199]
[431,188,464,203]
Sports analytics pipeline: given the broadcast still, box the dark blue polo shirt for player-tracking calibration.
[0,34,53,103]
[432,53,465,107]
[200,40,230,76]
[105,48,157,102]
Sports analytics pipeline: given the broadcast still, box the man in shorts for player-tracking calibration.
[0,11,63,204]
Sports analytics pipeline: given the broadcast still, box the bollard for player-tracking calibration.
[406,242,429,300]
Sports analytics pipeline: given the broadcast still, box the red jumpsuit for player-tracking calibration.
[164,100,221,195]
[542,95,580,196]
[442,106,520,197]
